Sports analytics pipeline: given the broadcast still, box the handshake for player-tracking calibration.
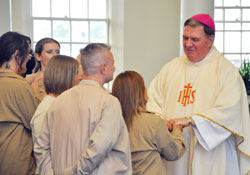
[166,116,194,132]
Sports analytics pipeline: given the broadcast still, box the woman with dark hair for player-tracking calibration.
[23,54,36,77]
[26,37,60,100]
[112,71,186,175]
[31,55,81,174]
[0,31,38,175]
[22,36,36,78]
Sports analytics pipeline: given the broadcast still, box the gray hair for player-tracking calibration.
[80,43,111,75]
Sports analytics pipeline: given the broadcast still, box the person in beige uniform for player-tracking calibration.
[0,31,38,175]
[35,43,132,175]
[112,71,186,175]
[26,38,60,100]
[31,55,81,174]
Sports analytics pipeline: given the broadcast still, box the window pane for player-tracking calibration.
[224,54,241,68]
[225,32,241,53]
[242,32,250,53]
[224,0,240,6]
[53,21,70,42]
[242,0,250,6]
[32,0,50,17]
[243,9,250,21]
[72,44,87,58]
[52,0,69,17]
[89,0,106,18]
[214,9,223,21]
[72,21,89,42]
[33,20,51,42]
[214,31,223,53]
[214,0,223,6]
[215,22,223,30]
[225,9,241,21]
[70,0,87,18]
[243,23,250,30]
[90,21,107,43]
[225,23,241,30]
[60,44,70,56]
[242,54,250,62]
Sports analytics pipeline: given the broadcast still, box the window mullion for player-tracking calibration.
[32,0,109,57]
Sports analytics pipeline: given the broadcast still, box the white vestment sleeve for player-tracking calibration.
[192,115,231,151]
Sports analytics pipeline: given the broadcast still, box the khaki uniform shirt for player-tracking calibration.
[129,112,186,175]
[0,72,38,175]
[35,80,132,175]
[26,70,45,101]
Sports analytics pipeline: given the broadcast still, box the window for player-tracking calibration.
[214,0,250,68]
[32,0,109,58]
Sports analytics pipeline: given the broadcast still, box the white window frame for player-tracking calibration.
[11,0,125,92]
[214,0,250,68]
[32,0,110,57]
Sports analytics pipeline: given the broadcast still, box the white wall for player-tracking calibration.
[0,0,11,35]
[110,0,124,85]
[11,0,33,37]
[0,0,32,38]
[111,0,214,87]
[181,0,214,20]
[123,0,181,87]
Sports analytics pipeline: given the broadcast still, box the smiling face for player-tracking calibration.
[35,42,60,71]
[183,25,214,63]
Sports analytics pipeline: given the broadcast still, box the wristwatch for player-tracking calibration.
[185,116,192,126]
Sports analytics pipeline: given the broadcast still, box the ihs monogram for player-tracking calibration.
[178,83,196,106]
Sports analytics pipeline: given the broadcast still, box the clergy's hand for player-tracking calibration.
[168,117,193,129]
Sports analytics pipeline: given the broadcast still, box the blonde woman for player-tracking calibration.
[31,55,81,174]
[112,71,186,175]
[26,38,60,100]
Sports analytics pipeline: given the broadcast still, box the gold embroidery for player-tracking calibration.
[197,114,250,155]
[191,128,195,175]
[196,114,250,174]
